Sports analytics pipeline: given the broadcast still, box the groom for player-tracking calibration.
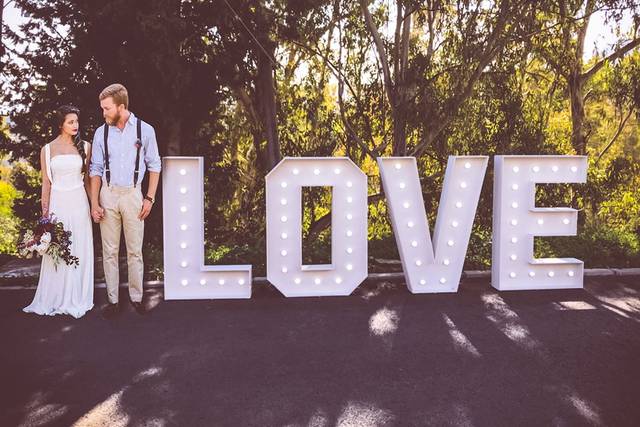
[89,83,161,317]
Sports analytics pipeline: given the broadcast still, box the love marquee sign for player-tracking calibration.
[161,155,587,300]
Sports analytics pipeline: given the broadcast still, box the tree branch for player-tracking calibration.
[337,17,377,158]
[337,71,376,159]
[400,5,412,79]
[595,108,634,165]
[360,0,396,108]
[411,1,515,157]
[231,86,260,131]
[393,0,402,82]
[582,36,640,81]
[308,193,385,238]
[288,39,362,112]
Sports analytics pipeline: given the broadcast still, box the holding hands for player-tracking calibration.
[91,204,104,223]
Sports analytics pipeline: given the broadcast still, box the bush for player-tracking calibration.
[0,180,19,254]
[538,223,640,268]
[10,161,41,235]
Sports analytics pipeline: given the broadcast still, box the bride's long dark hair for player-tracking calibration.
[55,105,86,166]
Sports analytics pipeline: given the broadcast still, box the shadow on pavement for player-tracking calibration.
[1,276,639,426]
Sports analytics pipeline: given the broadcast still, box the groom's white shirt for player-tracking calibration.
[89,112,161,186]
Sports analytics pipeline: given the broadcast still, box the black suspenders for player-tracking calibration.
[133,117,142,187]
[103,117,143,187]
[103,124,110,185]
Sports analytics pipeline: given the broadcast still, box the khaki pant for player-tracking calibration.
[100,185,144,304]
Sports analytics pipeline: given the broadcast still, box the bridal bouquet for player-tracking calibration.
[18,214,79,269]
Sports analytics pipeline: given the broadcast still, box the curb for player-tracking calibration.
[1,268,638,290]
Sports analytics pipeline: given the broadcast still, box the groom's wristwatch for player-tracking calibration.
[144,195,155,204]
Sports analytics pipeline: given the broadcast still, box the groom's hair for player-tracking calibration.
[99,83,129,109]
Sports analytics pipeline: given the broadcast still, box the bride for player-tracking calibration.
[23,105,94,318]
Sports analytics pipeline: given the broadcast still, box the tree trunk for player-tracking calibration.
[567,0,591,156]
[392,104,407,156]
[252,130,266,175]
[393,7,411,156]
[568,70,586,155]
[255,42,280,171]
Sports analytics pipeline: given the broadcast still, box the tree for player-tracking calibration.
[209,0,334,172]
[356,0,538,158]
[1,0,233,253]
[2,0,225,161]
[532,0,640,155]
[596,50,640,162]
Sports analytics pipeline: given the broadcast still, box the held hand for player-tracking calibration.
[138,199,152,220]
[91,204,105,223]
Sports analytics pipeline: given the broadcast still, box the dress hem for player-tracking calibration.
[23,304,94,319]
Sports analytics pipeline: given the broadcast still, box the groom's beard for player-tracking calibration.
[106,113,121,126]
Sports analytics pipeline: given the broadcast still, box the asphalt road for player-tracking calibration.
[1,277,639,427]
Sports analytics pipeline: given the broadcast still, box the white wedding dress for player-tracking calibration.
[23,143,94,318]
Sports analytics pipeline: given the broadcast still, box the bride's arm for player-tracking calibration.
[40,147,51,217]
[84,142,92,196]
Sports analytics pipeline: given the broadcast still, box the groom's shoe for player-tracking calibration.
[130,300,147,315]
[101,303,120,319]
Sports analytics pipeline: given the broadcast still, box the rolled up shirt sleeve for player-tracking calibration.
[89,126,104,177]
[144,126,162,173]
